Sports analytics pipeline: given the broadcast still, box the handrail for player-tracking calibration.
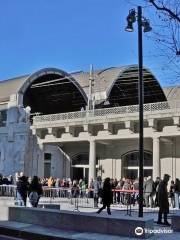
[33,100,180,124]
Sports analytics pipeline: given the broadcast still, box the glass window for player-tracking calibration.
[123,151,152,167]
[44,153,51,161]
[72,153,99,165]
[144,169,153,178]
[144,152,153,166]
[72,154,89,165]
[0,110,7,127]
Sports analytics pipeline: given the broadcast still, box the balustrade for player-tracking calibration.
[33,100,178,125]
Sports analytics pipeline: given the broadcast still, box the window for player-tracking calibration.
[0,110,7,127]
[123,151,152,167]
[122,151,153,179]
[72,154,89,165]
[44,153,51,161]
[72,153,98,165]
[44,153,51,178]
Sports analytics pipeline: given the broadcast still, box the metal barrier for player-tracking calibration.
[42,187,71,198]
[0,185,17,197]
[0,185,176,215]
[113,189,139,216]
[70,188,94,211]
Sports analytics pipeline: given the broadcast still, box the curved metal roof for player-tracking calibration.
[0,65,173,111]
[21,68,88,114]
[104,65,167,107]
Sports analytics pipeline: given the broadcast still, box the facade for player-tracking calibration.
[0,65,180,183]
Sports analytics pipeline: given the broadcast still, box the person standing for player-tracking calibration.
[97,178,113,215]
[157,174,171,226]
[169,180,175,208]
[174,178,180,209]
[28,176,43,207]
[154,177,160,207]
[144,176,155,208]
[16,175,29,206]
[93,177,101,208]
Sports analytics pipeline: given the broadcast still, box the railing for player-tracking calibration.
[0,184,17,197]
[33,100,180,125]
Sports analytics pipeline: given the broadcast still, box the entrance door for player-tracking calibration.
[124,169,138,179]
[122,151,153,179]
[71,153,98,183]
[72,167,84,181]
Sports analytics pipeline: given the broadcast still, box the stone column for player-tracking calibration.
[153,137,160,180]
[89,140,96,183]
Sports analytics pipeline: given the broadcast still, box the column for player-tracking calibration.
[153,137,160,180]
[89,140,96,183]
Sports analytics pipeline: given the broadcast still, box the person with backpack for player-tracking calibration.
[28,176,43,207]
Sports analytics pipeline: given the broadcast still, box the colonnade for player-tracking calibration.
[88,137,161,182]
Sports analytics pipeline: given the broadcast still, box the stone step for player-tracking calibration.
[0,221,125,240]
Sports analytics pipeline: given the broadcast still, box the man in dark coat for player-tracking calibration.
[16,176,29,206]
[157,174,170,225]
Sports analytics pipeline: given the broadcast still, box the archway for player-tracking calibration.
[122,150,153,179]
[18,68,87,115]
[105,66,167,108]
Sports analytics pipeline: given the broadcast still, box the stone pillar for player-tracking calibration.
[153,137,160,180]
[89,140,96,183]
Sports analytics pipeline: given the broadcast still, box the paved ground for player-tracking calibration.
[0,197,180,239]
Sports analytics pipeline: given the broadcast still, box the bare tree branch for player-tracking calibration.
[149,0,180,22]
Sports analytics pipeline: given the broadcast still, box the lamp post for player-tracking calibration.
[125,6,152,218]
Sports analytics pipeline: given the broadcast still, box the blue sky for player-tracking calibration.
[0,0,172,86]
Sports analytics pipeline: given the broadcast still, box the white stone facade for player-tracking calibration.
[0,66,180,183]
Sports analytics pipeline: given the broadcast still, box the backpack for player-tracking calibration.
[29,191,39,206]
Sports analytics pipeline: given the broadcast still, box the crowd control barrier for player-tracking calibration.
[112,189,139,216]
[0,184,175,215]
[0,185,17,197]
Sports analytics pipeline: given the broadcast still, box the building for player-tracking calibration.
[0,65,179,183]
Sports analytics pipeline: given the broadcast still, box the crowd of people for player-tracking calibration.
[0,172,180,216]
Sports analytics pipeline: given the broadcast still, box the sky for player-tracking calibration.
[0,0,175,86]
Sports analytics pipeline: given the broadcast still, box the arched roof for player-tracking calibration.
[0,65,169,112]
[21,68,87,114]
[104,65,167,107]
[19,68,87,100]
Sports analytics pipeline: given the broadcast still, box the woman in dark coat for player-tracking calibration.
[97,178,113,215]
[28,176,43,207]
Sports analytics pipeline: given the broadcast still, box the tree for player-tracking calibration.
[127,0,180,82]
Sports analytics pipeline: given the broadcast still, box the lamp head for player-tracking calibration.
[125,21,134,32]
[125,9,136,32]
[127,9,136,23]
[142,19,152,32]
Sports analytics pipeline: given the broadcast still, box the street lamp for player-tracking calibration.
[125,6,152,218]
